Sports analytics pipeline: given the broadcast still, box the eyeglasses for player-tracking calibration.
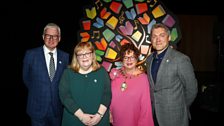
[123,56,136,61]
[77,52,92,59]
[44,34,59,40]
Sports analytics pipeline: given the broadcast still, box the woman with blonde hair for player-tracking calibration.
[59,42,111,126]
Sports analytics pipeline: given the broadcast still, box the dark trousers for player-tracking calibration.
[31,106,61,126]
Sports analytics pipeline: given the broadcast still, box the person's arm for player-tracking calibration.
[74,109,84,120]
[97,104,107,117]
[59,69,80,115]
[22,50,31,88]
[178,55,198,106]
[138,76,154,126]
[100,68,112,108]
[74,109,92,124]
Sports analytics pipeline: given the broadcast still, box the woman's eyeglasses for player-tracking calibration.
[123,56,136,61]
[77,52,92,59]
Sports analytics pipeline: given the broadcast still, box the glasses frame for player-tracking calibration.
[123,56,137,61]
[44,34,59,40]
[76,52,93,59]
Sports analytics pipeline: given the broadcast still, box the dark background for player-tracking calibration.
[5,0,223,125]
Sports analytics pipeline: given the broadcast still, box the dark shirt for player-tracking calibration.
[151,48,168,83]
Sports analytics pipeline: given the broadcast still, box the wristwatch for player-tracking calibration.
[97,112,103,118]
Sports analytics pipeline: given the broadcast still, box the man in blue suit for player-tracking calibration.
[146,23,198,126]
[23,23,69,126]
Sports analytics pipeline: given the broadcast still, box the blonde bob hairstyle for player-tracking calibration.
[69,42,100,72]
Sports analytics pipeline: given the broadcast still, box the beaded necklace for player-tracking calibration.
[120,69,142,91]
[120,70,129,91]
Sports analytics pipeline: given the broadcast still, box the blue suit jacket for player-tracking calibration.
[23,46,69,119]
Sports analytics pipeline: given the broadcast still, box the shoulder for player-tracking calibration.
[57,49,69,56]
[63,68,77,75]
[92,66,110,79]
[133,73,149,88]
[138,72,148,80]
[98,66,108,73]
[66,67,77,73]
[109,67,121,80]
[168,47,190,60]
[26,46,42,54]
[24,47,43,58]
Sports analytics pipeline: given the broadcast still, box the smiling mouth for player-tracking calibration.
[126,63,133,66]
[82,59,89,62]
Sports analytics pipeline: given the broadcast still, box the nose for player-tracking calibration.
[49,36,54,40]
[127,57,132,61]
[83,54,87,58]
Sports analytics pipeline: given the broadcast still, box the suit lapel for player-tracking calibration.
[53,51,64,81]
[39,48,51,80]
[156,47,172,85]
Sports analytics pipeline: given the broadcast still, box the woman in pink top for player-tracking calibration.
[109,43,154,126]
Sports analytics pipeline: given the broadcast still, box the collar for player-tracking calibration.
[153,47,168,60]
[43,45,57,55]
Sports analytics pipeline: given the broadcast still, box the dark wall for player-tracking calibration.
[177,15,218,72]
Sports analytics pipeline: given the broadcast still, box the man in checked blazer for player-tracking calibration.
[146,23,198,126]
[23,23,69,126]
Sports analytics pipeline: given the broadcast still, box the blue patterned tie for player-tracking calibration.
[49,52,55,81]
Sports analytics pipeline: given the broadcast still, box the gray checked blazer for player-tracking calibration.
[146,46,198,126]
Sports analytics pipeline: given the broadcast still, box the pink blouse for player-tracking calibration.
[109,68,154,126]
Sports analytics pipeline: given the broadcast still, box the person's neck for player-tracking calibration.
[124,67,137,75]
[79,66,93,74]
[157,46,168,54]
